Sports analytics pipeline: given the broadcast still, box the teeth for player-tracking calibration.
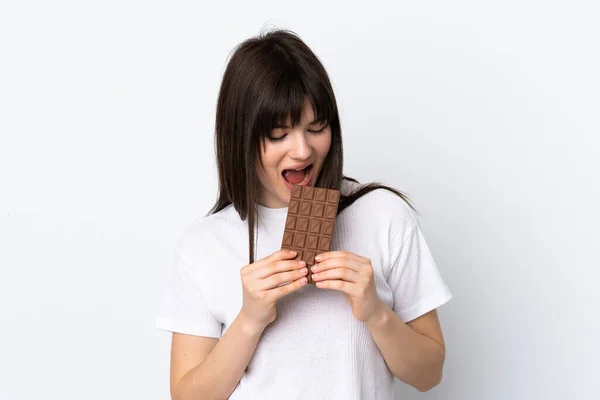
[300,167,310,184]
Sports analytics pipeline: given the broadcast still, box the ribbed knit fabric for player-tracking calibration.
[156,180,452,399]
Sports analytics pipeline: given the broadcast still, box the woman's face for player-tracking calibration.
[256,100,332,208]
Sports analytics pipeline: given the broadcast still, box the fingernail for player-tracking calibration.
[315,255,322,261]
[289,250,297,256]
[311,265,318,272]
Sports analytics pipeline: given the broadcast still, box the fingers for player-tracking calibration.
[311,267,361,283]
[271,275,309,299]
[241,249,309,301]
[254,259,307,280]
[313,279,358,295]
[311,257,363,273]
[243,249,298,274]
[259,267,309,290]
[268,249,298,263]
[315,251,368,263]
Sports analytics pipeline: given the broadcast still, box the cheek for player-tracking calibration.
[318,131,333,156]
[259,147,283,177]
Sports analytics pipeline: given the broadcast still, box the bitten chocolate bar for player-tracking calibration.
[281,185,340,284]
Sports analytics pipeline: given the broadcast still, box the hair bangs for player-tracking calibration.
[255,71,335,148]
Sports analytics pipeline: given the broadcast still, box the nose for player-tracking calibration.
[289,131,312,160]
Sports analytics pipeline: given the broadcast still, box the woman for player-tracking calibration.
[156,29,452,399]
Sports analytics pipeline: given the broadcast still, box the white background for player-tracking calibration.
[1,0,598,399]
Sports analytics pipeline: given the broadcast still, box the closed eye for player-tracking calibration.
[268,121,328,142]
[308,121,329,134]
[308,126,326,134]
[268,134,286,142]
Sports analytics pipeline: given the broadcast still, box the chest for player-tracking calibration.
[196,215,395,333]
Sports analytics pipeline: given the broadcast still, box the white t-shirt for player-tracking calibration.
[156,179,452,399]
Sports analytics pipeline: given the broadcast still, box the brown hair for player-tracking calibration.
[209,29,416,264]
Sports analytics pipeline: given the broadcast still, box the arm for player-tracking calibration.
[168,249,308,400]
[171,312,266,400]
[310,248,449,392]
[365,306,446,392]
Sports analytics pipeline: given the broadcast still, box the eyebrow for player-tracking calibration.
[273,119,326,129]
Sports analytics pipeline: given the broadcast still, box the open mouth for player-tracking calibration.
[282,164,313,186]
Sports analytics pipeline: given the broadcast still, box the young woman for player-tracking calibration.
[156,29,453,399]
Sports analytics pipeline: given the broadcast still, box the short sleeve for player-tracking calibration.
[387,216,453,323]
[155,249,222,338]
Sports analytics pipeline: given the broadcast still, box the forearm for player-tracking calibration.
[365,304,445,392]
[173,313,265,400]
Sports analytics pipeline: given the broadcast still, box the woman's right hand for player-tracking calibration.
[239,249,308,332]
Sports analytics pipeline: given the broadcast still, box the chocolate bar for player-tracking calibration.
[281,185,340,284]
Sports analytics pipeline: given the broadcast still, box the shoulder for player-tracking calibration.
[175,204,242,264]
[341,179,417,230]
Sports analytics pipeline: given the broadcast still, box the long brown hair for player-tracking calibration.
[209,29,416,264]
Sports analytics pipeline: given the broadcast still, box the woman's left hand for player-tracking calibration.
[311,251,385,324]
